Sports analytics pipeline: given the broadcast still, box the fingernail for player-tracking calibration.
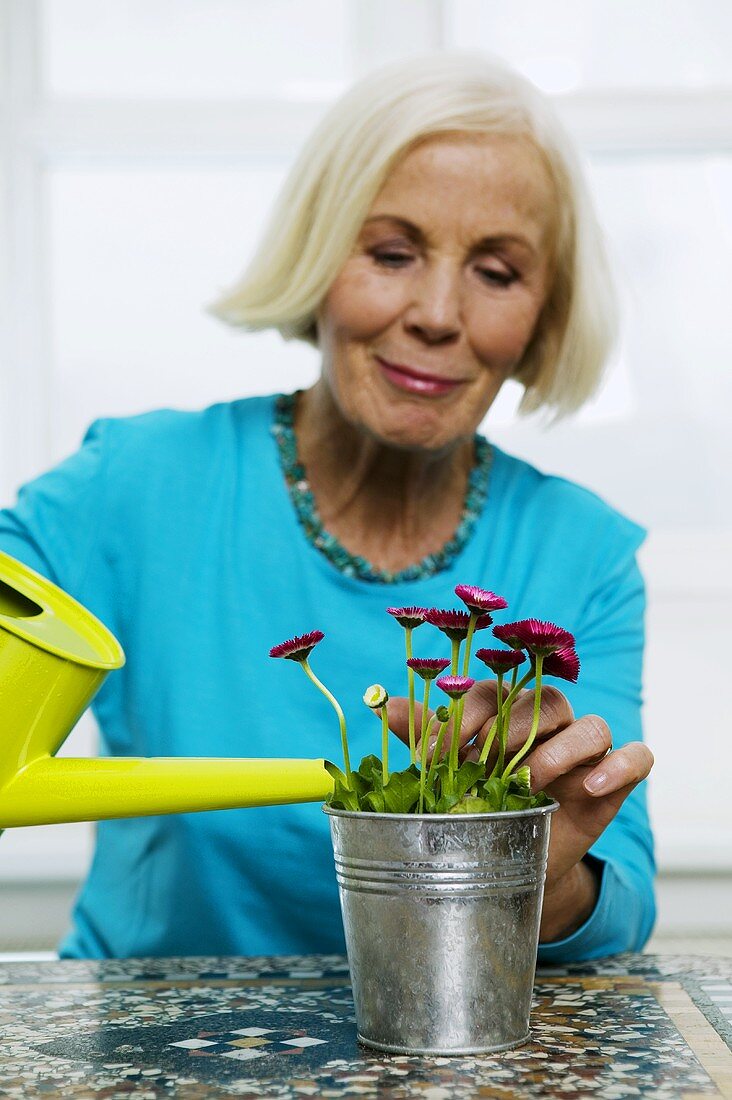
[427,737,438,754]
[584,772,607,793]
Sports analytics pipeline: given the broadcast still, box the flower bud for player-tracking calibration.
[511,765,531,794]
[363,683,389,709]
[435,704,451,723]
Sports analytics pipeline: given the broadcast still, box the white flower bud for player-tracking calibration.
[363,683,389,709]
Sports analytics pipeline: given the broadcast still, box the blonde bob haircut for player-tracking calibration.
[208,51,618,421]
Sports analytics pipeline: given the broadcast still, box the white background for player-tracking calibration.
[1,2,731,930]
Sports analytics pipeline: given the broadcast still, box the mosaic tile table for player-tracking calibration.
[1,953,731,1098]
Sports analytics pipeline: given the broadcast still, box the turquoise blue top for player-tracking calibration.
[0,394,656,962]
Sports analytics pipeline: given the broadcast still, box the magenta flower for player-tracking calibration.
[406,657,451,681]
[454,584,508,615]
[269,630,325,662]
[436,674,475,698]
[542,646,581,683]
[474,648,526,675]
[386,606,429,629]
[493,618,574,657]
[425,608,492,641]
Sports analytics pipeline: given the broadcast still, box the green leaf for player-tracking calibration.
[364,788,386,813]
[324,759,348,786]
[530,790,553,807]
[478,776,507,812]
[382,769,421,814]
[323,760,360,811]
[327,777,361,811]
[448,796,495,814]
[453,760,486,802]
[435,789,461,813]
[421,785,437,813]
[504,793,533,811]
[358,754,384,789]
[431,761,453,804]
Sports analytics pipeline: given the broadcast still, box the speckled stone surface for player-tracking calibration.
[1,953,731,1098]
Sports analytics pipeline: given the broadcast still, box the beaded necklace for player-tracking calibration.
[271,391,493,584]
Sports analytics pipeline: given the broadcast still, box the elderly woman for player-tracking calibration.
[0,52,654,962]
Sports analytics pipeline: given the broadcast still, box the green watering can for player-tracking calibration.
[0,550,332,830]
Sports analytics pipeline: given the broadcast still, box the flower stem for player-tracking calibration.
[419,713,438,814]
[425,707,452,791]
[302,659,352,784]
[420,678,432,756]
[502,656,544,780]
[461,613,478,677]
[381,705,390,785]
[495,671,505,775]
[406,627,416,765]
[448,696,465,777]
[450,637,460,675]
[479,667,534,768]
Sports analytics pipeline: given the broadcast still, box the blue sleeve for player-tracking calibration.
[536,520,657,963]
[0,419,110,598]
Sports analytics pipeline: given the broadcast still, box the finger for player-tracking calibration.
[387,696,469,759]
[383,696,411,745]
[384,698,437,749]
[476,684,575,765]
[523,714,612,791]
[582,741,654,797]
[453,679,504,739]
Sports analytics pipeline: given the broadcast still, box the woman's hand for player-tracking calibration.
[386,681,654,941]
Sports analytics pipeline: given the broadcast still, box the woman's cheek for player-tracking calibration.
[469,298,542,374]
[324,268,407,338]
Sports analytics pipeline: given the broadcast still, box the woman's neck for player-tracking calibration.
[294,382,476,574]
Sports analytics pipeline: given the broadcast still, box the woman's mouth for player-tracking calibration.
[375,357,466,397]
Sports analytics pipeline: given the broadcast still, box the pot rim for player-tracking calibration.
[322,799,559,821]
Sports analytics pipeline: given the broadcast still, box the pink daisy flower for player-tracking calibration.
[269,630,324,662]
[493,618,575,657]
[542,646,581,683]
[436,674,475,698]
[474,648,526,675]
[424,608,492,641]
[454,584,508,615]
[406,657,451,681]
[386,606,429,629]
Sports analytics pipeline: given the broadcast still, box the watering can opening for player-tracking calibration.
[0,579,43,619]
[0,551,123,668]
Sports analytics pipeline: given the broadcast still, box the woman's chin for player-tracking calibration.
[359,405,466,454]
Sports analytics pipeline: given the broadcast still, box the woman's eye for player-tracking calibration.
[371,250,413,267]
[478,268,516,288]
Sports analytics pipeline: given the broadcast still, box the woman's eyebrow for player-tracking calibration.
[363,214,537,256]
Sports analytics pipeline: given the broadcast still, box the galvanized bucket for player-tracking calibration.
[324,802,558,1055]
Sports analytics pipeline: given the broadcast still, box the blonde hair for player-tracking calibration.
[208,51,618,420]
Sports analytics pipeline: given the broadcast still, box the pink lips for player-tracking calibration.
[376,357,465,397]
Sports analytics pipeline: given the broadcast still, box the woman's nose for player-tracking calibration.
[403,263,462,344]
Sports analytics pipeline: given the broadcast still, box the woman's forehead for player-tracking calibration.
[365,133,556,252]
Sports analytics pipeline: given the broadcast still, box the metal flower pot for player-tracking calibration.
[324,802,558,1055]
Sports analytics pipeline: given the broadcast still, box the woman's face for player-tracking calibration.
[316,132,557,452]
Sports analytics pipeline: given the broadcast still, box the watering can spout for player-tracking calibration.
[0,756,333,827]
[0,551,333,830]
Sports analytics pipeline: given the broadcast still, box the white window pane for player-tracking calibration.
[47,164,319,458]
[40,0,349,100]
[486,155,732,534]
[448,0,732,92]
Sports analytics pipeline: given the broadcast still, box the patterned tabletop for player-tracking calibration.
[1,953,731,1098]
